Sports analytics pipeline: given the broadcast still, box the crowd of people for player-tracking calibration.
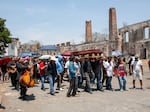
[0,54,144,100]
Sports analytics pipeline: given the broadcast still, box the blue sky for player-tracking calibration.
[0,0,149,45]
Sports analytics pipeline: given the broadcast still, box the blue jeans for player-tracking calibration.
[118,76,126,90]
[41,74,45,90]
[76,75,82,88]
[95,72,103,90]
[48,75,55,93]
[106,76,112,90]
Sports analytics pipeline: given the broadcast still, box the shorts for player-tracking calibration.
[133,71,142,80]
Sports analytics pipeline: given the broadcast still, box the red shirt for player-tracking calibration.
[39,62,46,76]
[118,63,126,76]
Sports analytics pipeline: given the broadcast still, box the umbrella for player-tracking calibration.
[39,55,52,59]
[111,50,122,57]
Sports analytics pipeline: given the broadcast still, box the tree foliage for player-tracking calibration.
[0,18,11,54]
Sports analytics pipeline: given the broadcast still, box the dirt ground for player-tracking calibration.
[0,60,150,112]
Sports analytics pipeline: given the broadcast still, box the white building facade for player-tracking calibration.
[5,38,20,56]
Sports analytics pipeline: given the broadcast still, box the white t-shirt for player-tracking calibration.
[65,60,70,74]
[131,56,135,65]
[131,59,142,73]
[103,61,107,69]
[105,61,114,77]
[74,62,81,76]
[65,60,69,69]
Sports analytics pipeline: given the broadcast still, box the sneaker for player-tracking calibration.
[18,96,23,99]
[72,93,76,96]
[77,90,81,92]
[133,86,136,89]
[98,89,104,92]
[140,87,144,90]
[15,87,19,91]
[41,88,45,91]
[50,92,55,95]
[60,88,64,91]
[123,89,128,91]
[56,88,60,90]
[109,88,114,91]
[88,91,93,94]
[66,94,71,97]
[120,89,123,92]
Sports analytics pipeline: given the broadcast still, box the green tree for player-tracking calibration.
[0,18,11,54]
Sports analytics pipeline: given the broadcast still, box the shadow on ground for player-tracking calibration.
[26,94,36,101]
[146,87,150,89]
[0,104,5,109]
[18,94,36,101]
[146,78,150,80]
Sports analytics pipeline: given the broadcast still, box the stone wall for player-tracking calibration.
[119,20,150,58]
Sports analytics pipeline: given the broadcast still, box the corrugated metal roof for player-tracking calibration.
[40,45,58,51]
[19,52,41,57]
[19,52,32,57]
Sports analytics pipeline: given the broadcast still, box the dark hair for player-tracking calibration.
[123,57,126,62]
[69,55,75,61]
